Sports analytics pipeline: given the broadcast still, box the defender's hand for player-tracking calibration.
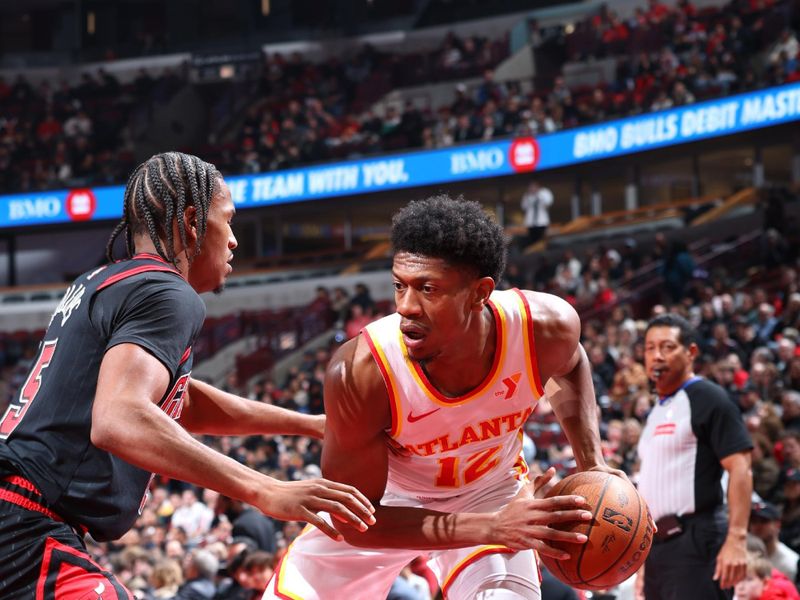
[259,478,376,542]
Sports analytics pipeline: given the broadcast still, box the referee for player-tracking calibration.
[637,313,753,599]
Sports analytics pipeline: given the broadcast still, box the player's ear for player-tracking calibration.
[183,205,198,242]
[472,276,495,310]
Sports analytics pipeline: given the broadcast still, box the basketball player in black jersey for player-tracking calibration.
[0,152,375,599]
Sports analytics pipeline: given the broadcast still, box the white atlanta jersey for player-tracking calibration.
[362,288,545,500]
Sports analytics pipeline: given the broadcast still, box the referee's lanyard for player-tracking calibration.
[658,376,702,406]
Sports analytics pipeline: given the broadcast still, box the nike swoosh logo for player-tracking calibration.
[407,408,441,423]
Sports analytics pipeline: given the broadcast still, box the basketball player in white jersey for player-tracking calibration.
[264,195,624,600]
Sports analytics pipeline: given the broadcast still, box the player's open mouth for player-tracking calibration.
[401,327,427,350]
[651,367,666,379]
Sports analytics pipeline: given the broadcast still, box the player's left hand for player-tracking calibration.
[584,463,630,484]
[714,536,747,589]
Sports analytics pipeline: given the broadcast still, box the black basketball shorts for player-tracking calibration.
[0,474,133,599]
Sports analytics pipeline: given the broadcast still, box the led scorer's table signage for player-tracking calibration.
[2,82,800,229]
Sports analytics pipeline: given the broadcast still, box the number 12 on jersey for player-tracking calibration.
[0,340,58,440]
[435,445,502,488]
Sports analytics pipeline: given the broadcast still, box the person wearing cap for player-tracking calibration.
[749,501,799,580]
[638,313,753,599]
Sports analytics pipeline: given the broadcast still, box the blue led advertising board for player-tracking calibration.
[2,81,800,229]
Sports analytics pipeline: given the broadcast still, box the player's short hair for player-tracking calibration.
[106,151,220,266]
[645,313,697,347]
[391,194,507,282]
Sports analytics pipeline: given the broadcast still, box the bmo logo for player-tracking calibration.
[509,137,541,173]
[8,197,61,221]
[66,189,96,221]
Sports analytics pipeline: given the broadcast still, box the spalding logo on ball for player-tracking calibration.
[539,471,653,591]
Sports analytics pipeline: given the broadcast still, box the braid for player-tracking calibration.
[106,151,219,266]
[135,170,167,260]
[145,158,174,262]
[177,153,196,259]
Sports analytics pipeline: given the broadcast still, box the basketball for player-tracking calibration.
[538,471,653,591]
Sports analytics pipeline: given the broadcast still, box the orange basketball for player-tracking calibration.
[538,471,653,591]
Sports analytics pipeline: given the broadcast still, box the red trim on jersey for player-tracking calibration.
[4,474,40,494]
[408,299,504,405]
[363,329,401,437]
[511,289,545,397]
[271,526,314,600]
[97,265,181,291]
[0,488,64,523]
[132,252,170,264]
[441,546,516,599]
[1,476,89,536]
[179,346,192,365]
[271,553,295,600]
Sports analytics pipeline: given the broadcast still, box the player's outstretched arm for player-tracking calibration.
[525,291,619,477]
[91,343,374,541]
[322,336,592,556]
[180,378,325,439]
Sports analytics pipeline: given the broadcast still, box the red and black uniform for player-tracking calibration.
[0,254,205,599]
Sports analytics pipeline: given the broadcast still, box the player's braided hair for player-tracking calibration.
[106,152,219,267]
[391,194,507,282]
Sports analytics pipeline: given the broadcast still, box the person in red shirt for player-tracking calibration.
[734,554,800,599]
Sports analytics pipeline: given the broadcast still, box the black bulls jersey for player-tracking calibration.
[0,254,205,541]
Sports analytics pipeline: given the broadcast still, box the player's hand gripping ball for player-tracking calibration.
[538,471,653,590]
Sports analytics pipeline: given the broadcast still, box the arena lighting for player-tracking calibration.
[261,0,270,16]
[2,82,800,229]
[86,11,96,35]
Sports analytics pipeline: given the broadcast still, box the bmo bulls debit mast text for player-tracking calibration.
[572,87,800,160]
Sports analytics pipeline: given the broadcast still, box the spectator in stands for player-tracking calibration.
[63,109,93,139]
[753,433,781,502]
[150,558,184,598]
[780,393,800,433]
[520,180,554,246]
[171,488,215,545]
[475,69,506,106]
[610,349,649,408]
[756,303,780,342]
[350,282,375,315]
[769,29,800,66]
[734,553,800,600]
[661,240,696,303]
[175,549,219,600]
[749,501,800,581]
[780,468,800,553]
[235,551,276,599]
[344,303,372,339]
